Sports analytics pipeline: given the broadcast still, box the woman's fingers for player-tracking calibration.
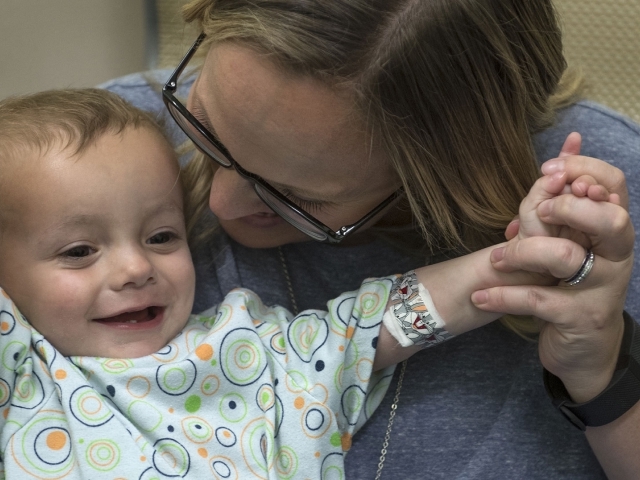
[471,284,573,323]
[490,237,597,278]
[557,131,582,158]
[472,277,627,402]
[489,136,634,405]
[472,253,632,329]
[504,218,520,240]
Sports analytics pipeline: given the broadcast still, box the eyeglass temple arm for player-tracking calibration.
[331,189,404,241]
[165,33,207,92]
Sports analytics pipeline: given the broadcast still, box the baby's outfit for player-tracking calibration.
[0,280,396,479]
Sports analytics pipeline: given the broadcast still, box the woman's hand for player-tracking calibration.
[472,134,635,402]
[477,198,634,402]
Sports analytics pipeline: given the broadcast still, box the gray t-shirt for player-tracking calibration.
[101,70,640,479]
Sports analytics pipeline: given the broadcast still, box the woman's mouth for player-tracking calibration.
[237,211,285,228]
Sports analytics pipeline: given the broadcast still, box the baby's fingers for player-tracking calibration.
[541,155,628,209]
[570,174,613,203]
[517,171,567,239]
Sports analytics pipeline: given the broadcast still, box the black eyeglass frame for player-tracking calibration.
[162,33,402,244]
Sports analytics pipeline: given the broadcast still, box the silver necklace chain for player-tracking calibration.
[277,246,299,315]
[277,246,405,478]
[375,359,406,479]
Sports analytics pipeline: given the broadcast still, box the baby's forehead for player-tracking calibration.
[1,126,180,214]
[6,125,175,170]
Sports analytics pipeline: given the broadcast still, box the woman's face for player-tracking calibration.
[188,42,401,248]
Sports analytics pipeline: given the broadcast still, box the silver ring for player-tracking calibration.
[563,249,595,286]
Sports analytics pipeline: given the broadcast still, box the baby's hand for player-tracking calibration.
[505,132,619,242]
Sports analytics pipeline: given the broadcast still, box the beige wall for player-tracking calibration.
[556,0,640,123]
[0,0,148,100]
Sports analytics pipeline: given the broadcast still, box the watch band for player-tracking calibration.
[543,311,640,431]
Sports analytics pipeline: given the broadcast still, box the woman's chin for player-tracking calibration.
[218,217,311,248]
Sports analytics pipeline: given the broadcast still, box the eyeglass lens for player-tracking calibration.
[252,184,329,241]
[166,102,232,167]
[168,100,332,239]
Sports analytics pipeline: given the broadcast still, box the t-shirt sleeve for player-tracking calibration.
[98,70,193,151]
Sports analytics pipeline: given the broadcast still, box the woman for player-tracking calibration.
[102,0,639,477]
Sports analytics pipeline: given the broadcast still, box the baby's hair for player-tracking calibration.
[0,88,167,162]
[0,88,199,239]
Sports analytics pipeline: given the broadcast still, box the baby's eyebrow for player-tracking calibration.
[37,214,99,246]
[48,214,97,231]
[41,202,184,239]
[145,201,185,218]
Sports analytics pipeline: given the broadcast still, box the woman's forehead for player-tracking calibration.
[193,43,394,200]
[197,42,359,137]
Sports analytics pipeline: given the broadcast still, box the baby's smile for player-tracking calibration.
[94,306,165,328]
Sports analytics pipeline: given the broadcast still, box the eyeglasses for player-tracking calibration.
[162,33,402,243]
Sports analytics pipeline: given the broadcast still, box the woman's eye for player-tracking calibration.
[193,111,212,131]
[281,190,325,213]
[148,231,176,245]
[193,109,219,140]
[62,246,94,258]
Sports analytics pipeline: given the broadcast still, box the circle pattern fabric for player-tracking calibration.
[0,280,395,478]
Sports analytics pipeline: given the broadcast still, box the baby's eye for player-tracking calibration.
[62,245,95,258]
[148,231,176,245]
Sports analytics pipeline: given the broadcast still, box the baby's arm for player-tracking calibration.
[372,240,552,370]
[373,139,616,371]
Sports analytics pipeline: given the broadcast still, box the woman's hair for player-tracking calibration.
[181,0,581,253]
[180,0,582,336]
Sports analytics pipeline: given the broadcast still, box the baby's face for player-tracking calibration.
[0,127,196,358]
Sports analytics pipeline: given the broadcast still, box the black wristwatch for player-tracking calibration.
[543,311,640,431]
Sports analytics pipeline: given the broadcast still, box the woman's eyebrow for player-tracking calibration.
[191,94,336,202]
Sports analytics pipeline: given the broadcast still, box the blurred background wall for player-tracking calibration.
[555,0,640,123]
[1,0,638,122]
[0,0,150,99]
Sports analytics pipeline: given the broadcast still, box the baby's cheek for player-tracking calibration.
[168,251,197,301]
[29,273,94,325]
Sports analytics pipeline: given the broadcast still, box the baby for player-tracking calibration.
[0,89,590,479]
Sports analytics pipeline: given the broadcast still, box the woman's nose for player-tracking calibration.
[208,167,272,220]
[111,248,156,290]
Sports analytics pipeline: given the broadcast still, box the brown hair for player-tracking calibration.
[0,88,167,161]
[0,89,206,242]
[181,0,581,252]
[180,0,583,336]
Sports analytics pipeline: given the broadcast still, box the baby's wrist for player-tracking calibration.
[382,271,454,348]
